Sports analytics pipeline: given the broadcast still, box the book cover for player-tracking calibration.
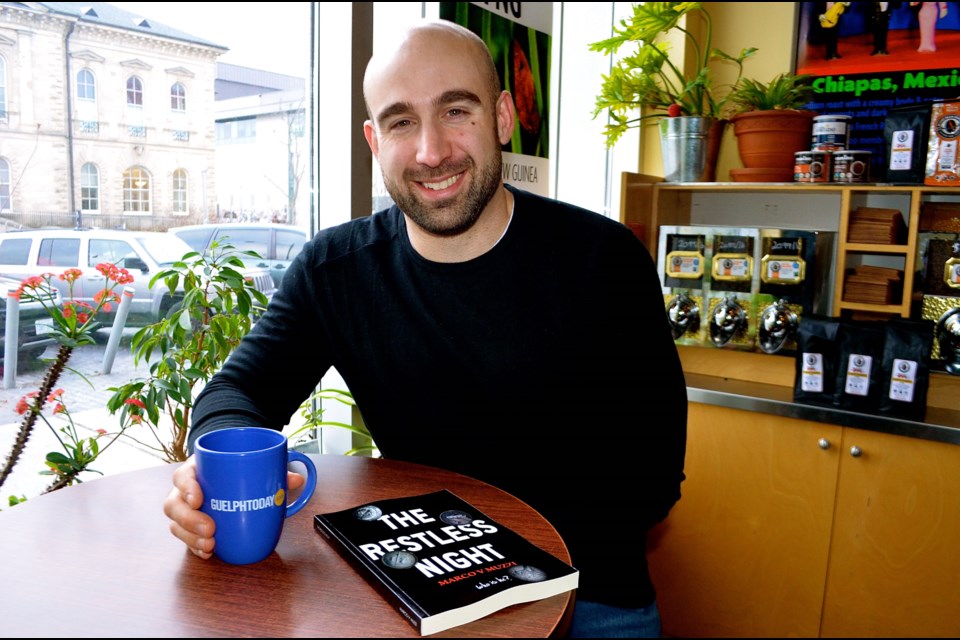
[313,489,579,636]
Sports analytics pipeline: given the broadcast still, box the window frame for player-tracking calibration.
[172,169,188,215]
[0,54,7,121]
[126,75,144,107]
[80,163,100,213]
[77,68,96,102]
[123,166,151,214]
[0,157,11,212]
[170,82,186,112]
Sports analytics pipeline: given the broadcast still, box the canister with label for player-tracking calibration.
[832,150,871,182]
[812,114,852,151]
[794,150,831,183]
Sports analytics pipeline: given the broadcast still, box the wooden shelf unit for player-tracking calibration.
[619,174,960,319]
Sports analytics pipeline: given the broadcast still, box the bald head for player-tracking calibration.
[363,20,501,122]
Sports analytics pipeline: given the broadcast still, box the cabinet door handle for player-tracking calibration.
[850,445,863,458]
[818,438,831,450]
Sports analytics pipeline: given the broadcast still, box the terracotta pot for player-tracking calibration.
[730,110,817,172]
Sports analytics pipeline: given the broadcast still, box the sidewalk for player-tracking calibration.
[0,330,167,501]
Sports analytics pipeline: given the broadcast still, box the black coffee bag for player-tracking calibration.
[878,318,935,421]
[883,102,931,184]
[794,315,841,407]
[833,319,886,413]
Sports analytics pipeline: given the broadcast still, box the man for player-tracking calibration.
[164,20,687,638]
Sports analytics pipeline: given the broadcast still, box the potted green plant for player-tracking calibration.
[106,240,362,462]
[107,240,271,462]
[589,2,756,181]
[726,72,817,182]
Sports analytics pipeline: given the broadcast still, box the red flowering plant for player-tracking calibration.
[1,264,135,498]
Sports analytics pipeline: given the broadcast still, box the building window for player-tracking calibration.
[0,56,6,121]
[79,121,100,134]
[126,76,143,106]
[172,169,187,214]
[291,111,305,137]
[171,129,189,142]
[81,163,100,213]
[237,118,256,139]
[216,121,230,141]
[215,119,258,144]
[170,82,186,111]
[123,167,151,213]
[77,69,96,101]
[0,157,10,211]
[128,125,146,137]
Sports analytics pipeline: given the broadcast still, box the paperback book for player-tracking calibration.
[313,489,579,636]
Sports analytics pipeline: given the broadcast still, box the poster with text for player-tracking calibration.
[439,2,551,196]
[797,2,960,181]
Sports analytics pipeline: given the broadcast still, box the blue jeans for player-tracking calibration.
[567,599,662,638]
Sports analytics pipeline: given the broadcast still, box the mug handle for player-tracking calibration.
[284,451,318,518]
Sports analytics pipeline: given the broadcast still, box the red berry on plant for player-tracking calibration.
[668,104,682,117]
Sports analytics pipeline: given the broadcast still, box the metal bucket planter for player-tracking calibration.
[659,116,725,182]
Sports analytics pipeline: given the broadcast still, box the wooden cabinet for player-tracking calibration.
[647,403,840,637]
[821,428,960,637]
[647,402,960,638]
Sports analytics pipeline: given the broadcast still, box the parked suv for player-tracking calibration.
[0,274,62,368]
[169,223,309,288]
[0,229,276,327]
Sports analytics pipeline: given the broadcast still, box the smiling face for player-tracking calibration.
[363,22,514,239]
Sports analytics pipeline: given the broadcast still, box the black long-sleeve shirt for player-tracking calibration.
[189,185,687,607]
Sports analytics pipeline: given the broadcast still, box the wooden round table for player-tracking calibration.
[0,455,574,637]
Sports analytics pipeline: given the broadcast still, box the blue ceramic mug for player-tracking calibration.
[195,427,318,565]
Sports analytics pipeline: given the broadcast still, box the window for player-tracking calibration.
[126,75,143,106]
[37,238,80,267]
[88,239,135,268]
[276,230,306,260]
[77,69,96,101]
[170,82,186,111]
[214,228,269,258]
[0,55,6,120]
[80,163,100,213]
[123,167,151,213]
[0,157,10,211]
[172,169,187,214]
[237,118,256,139]
[0,237,31,265]
[173,227,214,253]
[215,118,256,144]
[290,111,305,137]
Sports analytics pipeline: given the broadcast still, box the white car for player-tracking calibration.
[169,223,308,288]
[0,229,276,327]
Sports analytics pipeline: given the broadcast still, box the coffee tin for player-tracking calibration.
[832,150,871,183]
[812,114,852,151]
[794,150,831,183]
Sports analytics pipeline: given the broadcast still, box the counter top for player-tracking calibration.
[685,372,960,446]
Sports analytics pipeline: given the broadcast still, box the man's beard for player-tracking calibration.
[384,154,502,237]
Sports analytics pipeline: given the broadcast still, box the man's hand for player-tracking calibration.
[163,456,307,559]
